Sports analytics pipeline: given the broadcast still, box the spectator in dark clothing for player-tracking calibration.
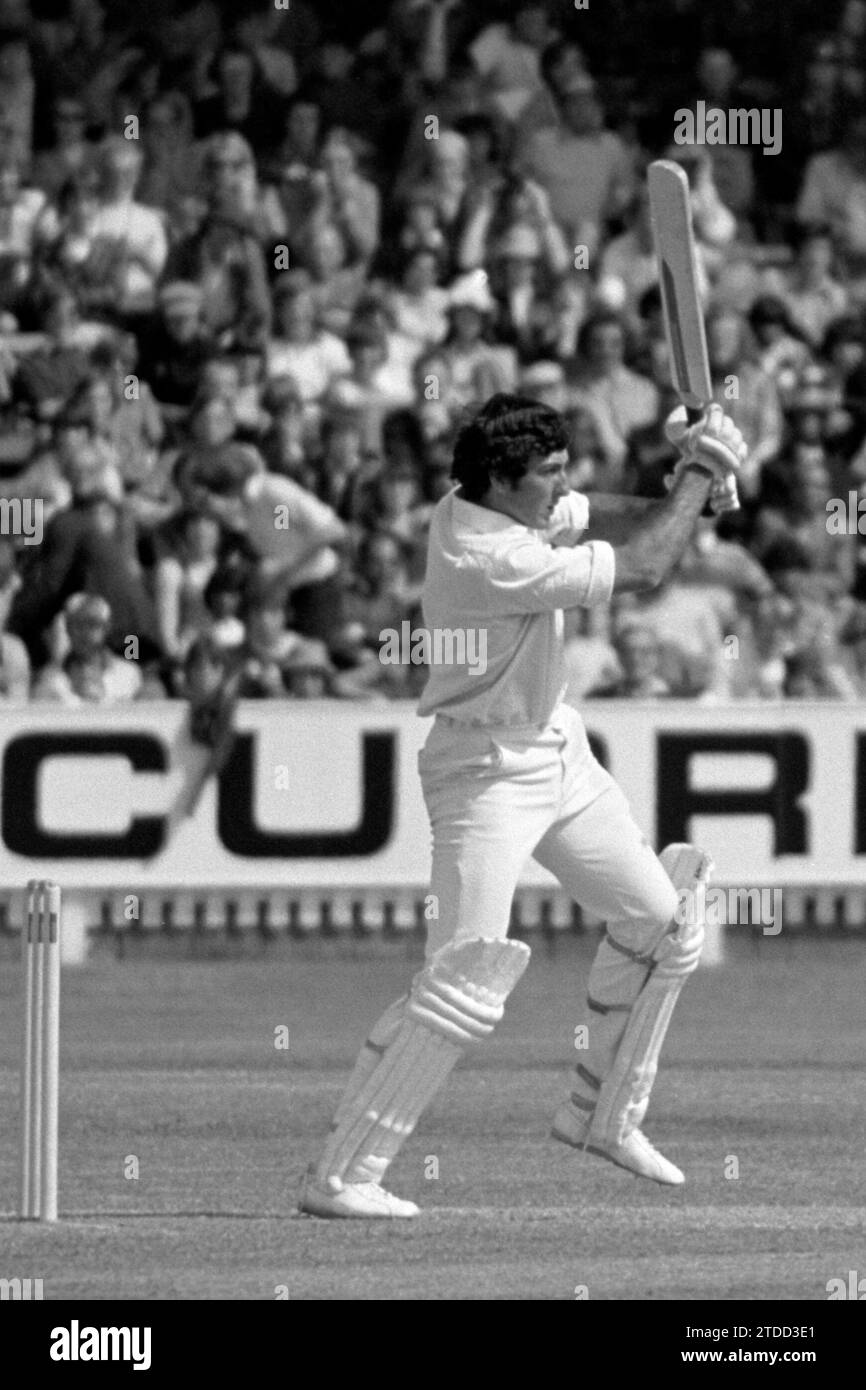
[135,281,212,417]
[8,491,160,669]
[193,41,285,153]
[12,287,95,420]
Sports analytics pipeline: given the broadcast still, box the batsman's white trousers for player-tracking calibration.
[418,702,678,958]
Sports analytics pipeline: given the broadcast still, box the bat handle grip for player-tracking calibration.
[686,406,704,424]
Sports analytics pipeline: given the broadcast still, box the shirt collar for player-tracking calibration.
[450,491,525,534]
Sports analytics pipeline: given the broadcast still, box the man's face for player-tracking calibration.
[550,44,586,96]
[164,304,200,343]
[220,52,254,99]
[67,612,109,660]
[488,448,570,529]
[588,322,625,370]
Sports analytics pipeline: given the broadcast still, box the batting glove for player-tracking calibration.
[664,402,748,482]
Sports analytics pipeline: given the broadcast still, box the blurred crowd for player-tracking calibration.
[0,0,866,706]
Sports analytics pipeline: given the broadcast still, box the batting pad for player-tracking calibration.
[317,938,530,1186]
[589,844,712,1147]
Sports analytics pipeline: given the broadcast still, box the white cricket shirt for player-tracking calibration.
[417,488,615,727]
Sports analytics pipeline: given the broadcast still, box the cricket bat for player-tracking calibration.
[647,159,712,424]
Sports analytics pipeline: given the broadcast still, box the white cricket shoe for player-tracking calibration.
[551,1103,685,1186]
[297,1170,420,1218]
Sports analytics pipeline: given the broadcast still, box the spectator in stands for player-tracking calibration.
[270,94,323,235]
[202,560,248,659]
[258,374,311,485]
[468,4,558,125]
[136,280,212,421]
[172,390,262,508]
[754,442,856,593]
[32,592,146,704]
[10,287,101,421]
[343,529,421,651]
[88,137,168,319]
[31,95,94,200]
[266,272,350,421]
[0,533,29,701]
[386,247,450,359]
[598,184,708,327]
[191,445,347,644]
[419,270,515,434]
[301,219,368,338]
[233,9,298,99]
[164,194,272,352]
[399,129,474,269]
[237,596,332,699]
[797,108,866,289]
[323,318,400,458]
[521,37,590,137]
[137,91,198,228]
[678,48,756,219]
[762,226,850,349]
[193,40,283,151]
[0,151,49,311]
[588,623,672,699]
[706,305,783,495]
[154,508,223,666]
[0,26,34,166]
[200,130,285,243]
[516,74,634,255]
[821,314,866,453]
[487,223,559,364]
[459,171,570,279]
[31,165,107,311]
[354,457,430,585]
[839,602,866,693]
[392,184,449,268]
[748,296,812,406]
[568,310,658,490]
[309,130,381,266]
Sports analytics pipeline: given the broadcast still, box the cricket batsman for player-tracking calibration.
[300,392,747,1218]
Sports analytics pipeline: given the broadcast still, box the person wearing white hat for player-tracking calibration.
[417,270,516,435]
[32,592,144,705]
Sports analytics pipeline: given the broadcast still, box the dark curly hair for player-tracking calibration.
[451,393,568,501]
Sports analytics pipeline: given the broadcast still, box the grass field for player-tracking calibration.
[1,930,864,1301]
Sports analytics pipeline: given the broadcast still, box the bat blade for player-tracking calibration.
[648,159,712,418]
